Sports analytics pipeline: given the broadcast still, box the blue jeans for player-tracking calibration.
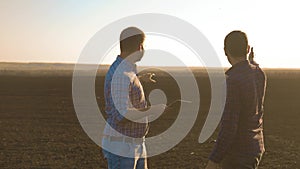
[221,152,263,169]
[102,138,147,169]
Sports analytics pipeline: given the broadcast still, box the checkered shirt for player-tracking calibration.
[209,60,266,163]
[103,56,148,138]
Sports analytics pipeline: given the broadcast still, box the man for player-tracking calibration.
[206,31,267,169]
[102,27,165,169]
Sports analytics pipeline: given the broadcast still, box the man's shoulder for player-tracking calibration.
[226,74,240,86]
[249,63,266,79]
[106,59,124,76]
[226,65,254,84]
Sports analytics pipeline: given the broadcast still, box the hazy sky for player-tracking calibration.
[0,0,299,68]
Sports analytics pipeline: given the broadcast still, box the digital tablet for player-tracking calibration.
[167,99,192,107]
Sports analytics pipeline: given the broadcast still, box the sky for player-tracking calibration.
[0,0,299,68]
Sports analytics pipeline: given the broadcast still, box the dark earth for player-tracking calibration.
[1,67,299,168]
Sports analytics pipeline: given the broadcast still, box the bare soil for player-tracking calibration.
[0,68,299,168]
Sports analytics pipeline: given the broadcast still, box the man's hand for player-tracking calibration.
[248,47,254,62]
[138,73,156,83]
[205,160,219,169]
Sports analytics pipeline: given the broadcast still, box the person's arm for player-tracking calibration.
[208,77,241,163]
[111,72,165,123]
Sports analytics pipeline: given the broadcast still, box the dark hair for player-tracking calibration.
[224,30,248,57]
[120,27,145,54]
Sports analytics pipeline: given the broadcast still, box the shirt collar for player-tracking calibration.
[226,60,250,76]
[116,55,137,72]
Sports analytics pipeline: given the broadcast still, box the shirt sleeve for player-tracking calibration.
[110,72,131,122]
[209,76,241,163]
[250,60,259,65]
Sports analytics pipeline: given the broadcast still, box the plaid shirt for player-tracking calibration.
[209,60,266,163]
[103,56,148,138]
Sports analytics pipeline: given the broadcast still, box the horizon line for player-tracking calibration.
[0,61,300,70]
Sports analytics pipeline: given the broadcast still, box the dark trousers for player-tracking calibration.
[221,153,263,169]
